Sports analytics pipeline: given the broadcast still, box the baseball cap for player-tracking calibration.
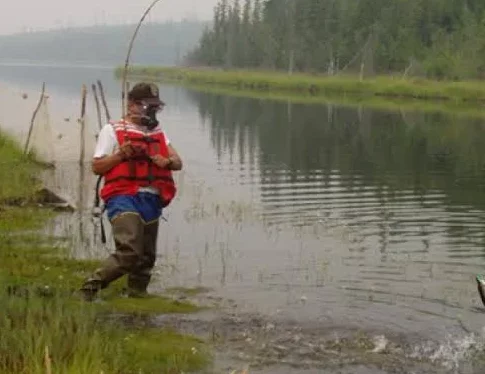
[128,82,165,106]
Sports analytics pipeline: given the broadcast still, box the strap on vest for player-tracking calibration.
[104,175,174,184]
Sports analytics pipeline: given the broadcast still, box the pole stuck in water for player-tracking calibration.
[92,83,103,132]
[24,82,46,155]
[121,0,162,117]
[79,84,87,166]
[96,80,111,122]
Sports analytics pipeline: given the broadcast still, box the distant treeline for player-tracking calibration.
[0,21,207,66]
[186,0,485,80]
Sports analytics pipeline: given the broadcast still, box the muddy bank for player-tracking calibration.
[110,289,485,374]
[160,310,484,374]
[1,186,76,212]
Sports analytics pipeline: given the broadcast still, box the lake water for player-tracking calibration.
[2,63,485,373]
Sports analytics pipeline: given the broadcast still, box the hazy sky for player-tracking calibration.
[0,0,218,35]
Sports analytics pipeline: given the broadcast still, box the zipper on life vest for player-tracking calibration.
[146,136,156,183]
[122,126,136,178]
[128,159,136,178]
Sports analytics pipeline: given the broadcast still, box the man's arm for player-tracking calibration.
[167,144,183,171]
[92,152,125,175]
[150,144,183,170]
[91,124,133,175]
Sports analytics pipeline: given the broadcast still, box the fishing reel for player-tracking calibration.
[92,206,103,219]
[131,144,151,160]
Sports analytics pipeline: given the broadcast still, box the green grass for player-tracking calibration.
[0,129,212,373]
[118,66,485,118]
[0,132,42,202]
[0,221,210,373]
[165,286,212,297]
[0,286,209,374]
[106,294,201,314]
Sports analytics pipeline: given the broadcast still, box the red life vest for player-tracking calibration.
[99,121,176,207]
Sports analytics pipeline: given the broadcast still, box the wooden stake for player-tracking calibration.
[44,345,52,374]
[96,80,111,122]
[24,82,45,155]
[92,83,103,131]
[79,84,87,166]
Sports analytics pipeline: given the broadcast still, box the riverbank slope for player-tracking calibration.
[118,66,485,117]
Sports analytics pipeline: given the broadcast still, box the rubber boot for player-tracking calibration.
[79,213,145,300]
[126,220,159,296]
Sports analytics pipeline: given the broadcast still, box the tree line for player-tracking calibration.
[185,0,485,80]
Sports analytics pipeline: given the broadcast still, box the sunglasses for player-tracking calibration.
[135,101,164,112]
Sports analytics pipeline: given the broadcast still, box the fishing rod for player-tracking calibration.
[121,0,163,117]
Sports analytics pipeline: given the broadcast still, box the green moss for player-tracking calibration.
[165,286,212,296]
[118,328,210,373]
[2,247,97,290]
[0,206,54,232]
[103,294,202,315]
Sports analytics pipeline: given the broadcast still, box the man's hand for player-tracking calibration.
[151,154,172,169]
[119,140,134,159]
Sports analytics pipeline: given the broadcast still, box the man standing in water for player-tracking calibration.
[79,82,183,301]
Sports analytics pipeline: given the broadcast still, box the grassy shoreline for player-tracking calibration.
[118,66,485,117]
[0,131,211,373]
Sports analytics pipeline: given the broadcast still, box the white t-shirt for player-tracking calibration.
[94,123,171,195]
[94,123,170,159]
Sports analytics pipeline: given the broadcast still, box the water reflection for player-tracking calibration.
[188,90,485,237]
[182,90,485,338]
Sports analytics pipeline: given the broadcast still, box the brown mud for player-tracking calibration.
[117,290,485,374]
